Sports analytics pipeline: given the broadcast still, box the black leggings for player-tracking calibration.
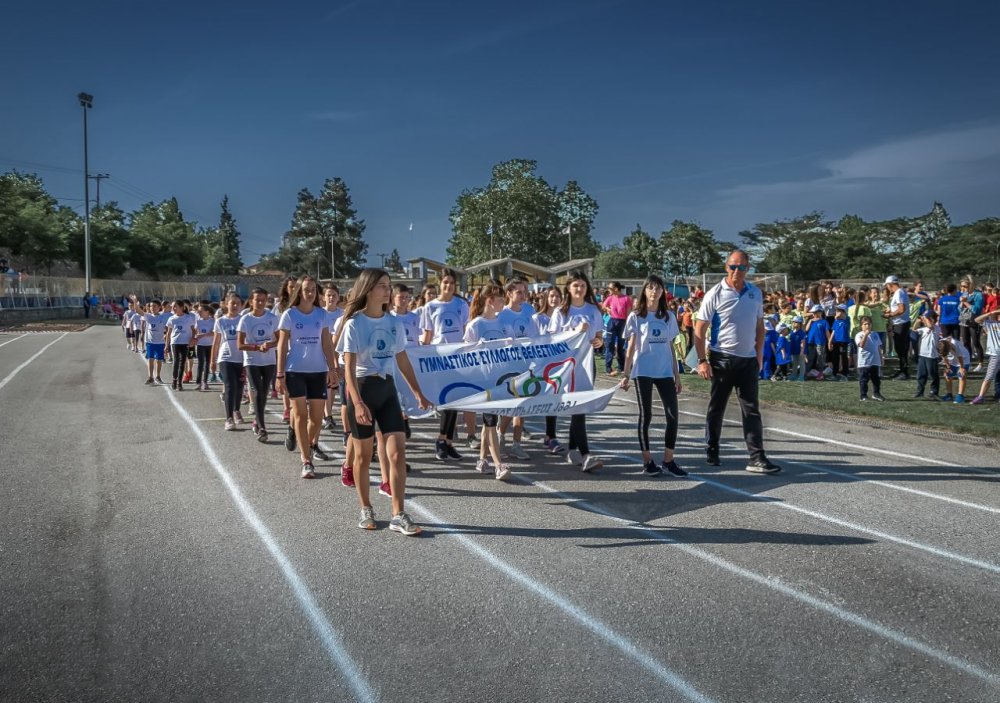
[892,323,911,374]
[961,322,984,362]
[544,415,557,438]
[171,344,188,383]
[568,415,589,455]
[635,376,678,453]
[439,409,458,441]
[195,345,212,384]
[247,365,276,428]
[829,342,848,376]
[219,361,244,419]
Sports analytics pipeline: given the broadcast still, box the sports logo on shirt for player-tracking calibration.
[255,328,266,337]
[444,317,454,327]
[295,322,304,329]
[370,329,395,359]
[651,328,661,337]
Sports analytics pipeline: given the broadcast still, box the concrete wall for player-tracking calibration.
[0,307,84,326]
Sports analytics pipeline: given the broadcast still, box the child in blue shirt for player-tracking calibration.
[805,305,831,379]
[829,304,851,380]
[761,318,779,380]
[789,316,806,380]
[774,323,792,380]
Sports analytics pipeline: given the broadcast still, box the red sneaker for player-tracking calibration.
[341,465,355,487]
[282,409,290,423]
[183,371,192,383]
[378,481,391,497]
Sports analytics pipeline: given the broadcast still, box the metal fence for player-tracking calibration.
[0,274,228,311]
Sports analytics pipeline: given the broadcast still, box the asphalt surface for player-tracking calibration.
[1,327,998,702]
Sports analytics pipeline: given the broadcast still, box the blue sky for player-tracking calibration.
[3,0,1000,266]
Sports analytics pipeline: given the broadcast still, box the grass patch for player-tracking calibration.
[671,373,1000,441]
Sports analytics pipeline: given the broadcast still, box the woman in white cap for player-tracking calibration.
[882,276,911,380]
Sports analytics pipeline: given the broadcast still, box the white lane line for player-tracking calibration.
[408,501,718,703]
[0,333,68,392]
[0,335,25,349]
[163,389,376,703]
[506,473,1000,687]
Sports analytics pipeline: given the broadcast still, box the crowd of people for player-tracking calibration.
[116,256,1000,536]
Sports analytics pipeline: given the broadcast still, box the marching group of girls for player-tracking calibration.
[120,267,687,536]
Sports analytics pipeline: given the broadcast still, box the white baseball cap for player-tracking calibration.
[884,275,899,285]
[810,304,823,313]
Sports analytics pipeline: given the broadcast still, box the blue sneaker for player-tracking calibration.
[940,393,953,402]
[954,394,965,404]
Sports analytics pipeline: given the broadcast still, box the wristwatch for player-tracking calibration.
[698,357,708,364]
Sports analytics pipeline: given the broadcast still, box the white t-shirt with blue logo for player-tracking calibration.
[421,297,469,343]
[278,306,329,373]
[195,315,216,347]
[390,310,422,347]
[624,311,679,378]
[337,312,406,378]
[214,315,242,364]
[166,312,197,345]
[696,280,764,358]
[237,310,279,366]
[532,312,551,336]
[143,312,171,344]
[463,317,514,343]
[498,303,536,339]
[549,303,604,343]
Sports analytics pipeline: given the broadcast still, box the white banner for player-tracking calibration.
[402,331,604,416]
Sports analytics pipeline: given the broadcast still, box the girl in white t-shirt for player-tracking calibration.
[549,271,605,473]
[496,278,535,461]
[193,303,217,391]
[464,282,514,481]
[421,267,469,461]
[338,269,430,536]
[237,288,279,441]
[165,300,197,391]
[212,293,245,429]
[532,286,566,454]
[276,276,339,479]
[619,275,686,477]
[274,276,297,423]
[321,285,344,433]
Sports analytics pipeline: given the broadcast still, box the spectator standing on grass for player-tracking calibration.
[693,250,781,474]
[600,281,631,376]
[913,311,941,400]
[883,276,911,379]
[804,304,830,379]
[959,279,985,368]
[969,308,1000,404]
[936,283,961,339]
[855,316,886,402]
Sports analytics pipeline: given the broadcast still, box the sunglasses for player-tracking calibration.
[727,264,749,272]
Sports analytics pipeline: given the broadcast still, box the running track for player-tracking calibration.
[1,328,998,702]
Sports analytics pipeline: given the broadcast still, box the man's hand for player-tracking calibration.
[697,360,712,380]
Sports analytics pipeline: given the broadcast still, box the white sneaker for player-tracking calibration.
[475,459,490,473]
[973,364,983,373]
[581,455,604,473]
[509,441,530,460]
[495,463,512,480]
[467,434,480,450]
[566,449,583,466]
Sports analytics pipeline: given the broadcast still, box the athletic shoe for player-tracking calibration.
[322,416,336,431]
[176,382,184,391]
[467,434,480,450]
[581,455,603,473]
[706,448,721,466]
[872,394,887,401]
[234,411,244,424]
[219,392,225,407]
[892,372,911,381]
[663,460,688,477]
[435,440,449,461]
[209,372,218,383]
[445,444,463,460]
[257,429,268,444]
[282,409,290,423]
[358,506,377,530]
[495,463,512,480]
[545,438,565,454]
[224,419,236,431]
[183,371,192,383]
[341,465,355,487]
[379,482,392,497]
[284,426,296,452]
[144,378,154,386]
[940,393,953,402]
[270,389,279,399]
[251,421,259,436]
[475,459,490,474]
[509,442,530,460]
[155,377,165,385]
[342,433,350,447]
[405,463,412,474]
[522,429,533,440]
[311,444,329,462]
[301,462,316,479]
[970,395,984,405]
[389,512,421,536]
[954,394,966,404]
[642,460,662,476]
[171,379,178,390]
[746,458,782,474]
[973,364,983,373]
[859,396,868,402]
[912,392,924,399]
[242,393,250,405]
[566,449,584,466]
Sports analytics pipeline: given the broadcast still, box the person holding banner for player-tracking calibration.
[421,267,470,461]
[618,275,687,477]
[533,287,566,454]
[464,282,515,480]
[497,277,535,460]
[549,271,605,472]
[693,250,781,474]
[338,269,431,536]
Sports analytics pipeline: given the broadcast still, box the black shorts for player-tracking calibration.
[187,347,197,360]
[125,329,134,339]
[347,376,405,440]
[482,413,499,427]
[339,379,347,406]
[286,371,328,400]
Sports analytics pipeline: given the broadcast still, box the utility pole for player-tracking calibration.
[376,252,388,268]
[78,92,93,296]
[88,173,109,208]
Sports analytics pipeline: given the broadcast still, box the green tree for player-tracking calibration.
[68,202,130,278]
[621,224,660,276]
[128,198,204,278]
[659,220,723,277]
[385,248,403,273]
[740,212,835,281]
[0,171,70,272]
[447,160,600,267]
[592,245,636,278]
[266,179,367,277]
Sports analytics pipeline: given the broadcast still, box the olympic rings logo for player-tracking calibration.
[436,358,576,404]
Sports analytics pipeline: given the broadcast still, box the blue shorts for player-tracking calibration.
[945,364,969,380]
[146,343,165,361]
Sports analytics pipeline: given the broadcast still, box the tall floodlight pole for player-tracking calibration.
[79,92,94,295]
